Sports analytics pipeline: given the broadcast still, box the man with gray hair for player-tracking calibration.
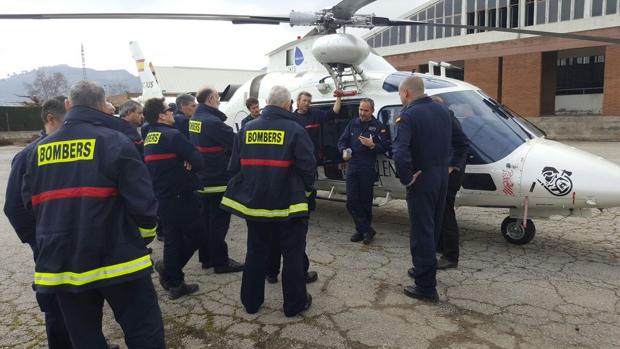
[21,80,165,347]
[174,93,198,138]
[119,100,144,127]
[221,85,316,317]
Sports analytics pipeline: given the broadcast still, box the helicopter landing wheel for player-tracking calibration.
[501,216,536,245]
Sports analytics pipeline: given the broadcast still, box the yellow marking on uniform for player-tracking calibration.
[221,197,307,218]
[37,139,96,166]
[144,132,161,145]
[245,130,285,145]
[34,255,152,286]
[189,120,202,133]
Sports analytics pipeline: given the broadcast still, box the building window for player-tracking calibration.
[510,0,519,27]
[594,55,604,63]
[382,30,390,46]
[592,0,604,15]
[437,2,445,17]
[526,0,535,26]
[455,0,463,15]
[390,27,398,45]
[499,6,508,26]
[536,0,546,24]
[366,38,373,47]
[374,33,382,47]
[428,20,436,39]
[454,15,462,35]
[549,0,559,21]
[446,0,454,15]
[399,26,406,44]
[419,12,427,41]
[409,15,418,43]
[445,16,453,37]
[436,18,444,38]
[574,0,585,17]
[607,0,618,14]
[561,0,572,20]
[557,55,605,95]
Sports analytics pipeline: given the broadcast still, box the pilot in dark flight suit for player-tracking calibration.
[393,76,466,303]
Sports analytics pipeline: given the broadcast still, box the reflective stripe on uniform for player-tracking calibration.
[34,255,152,287]
[197,186,227,194]
[139,226,157,238]
[221,197,308,218]
[305,191,312,197]
[240,159,294,168]
[304,124,320,129]
[31,187,118,206]
[144,153,177,162]
[196,146,225,153]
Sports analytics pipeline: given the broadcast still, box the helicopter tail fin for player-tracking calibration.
[129,41,164,101]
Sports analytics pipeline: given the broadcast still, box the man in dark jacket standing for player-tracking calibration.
[174,94,198,139]
[190,87,244,273]
[294,90,342,162]
[143,97,206,299]
[430,96,469,270]
[240,97,261,129]
[393,76,453,303]
[222,85,315,317]
[21,81,165,347]
[337,98,389,245]
[4,97,73,349]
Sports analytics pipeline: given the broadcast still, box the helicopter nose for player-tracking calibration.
[521,139,620,208]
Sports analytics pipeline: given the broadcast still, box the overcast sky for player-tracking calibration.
[0,0,425,78]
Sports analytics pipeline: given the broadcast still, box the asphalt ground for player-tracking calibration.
[0,141,618,349]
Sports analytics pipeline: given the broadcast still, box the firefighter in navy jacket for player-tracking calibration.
[21,81,165,348]
[190,87,244,273]
[293,90,342,161]
[221,86,315,317]
[143,98,206,299]
[337,98,390,245]
[4,97,73,349]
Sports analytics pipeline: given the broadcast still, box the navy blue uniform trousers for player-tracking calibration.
[159,192,205,287]
[437,170,464,262]
[198,193,231,267]
[266,219,310,278]
[345,166,376,234]
[242,218,308,317]
[406,166,448,295]
[36,292,72,349]
[55,276,165,349]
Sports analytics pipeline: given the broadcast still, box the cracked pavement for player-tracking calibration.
[0,142,618,349]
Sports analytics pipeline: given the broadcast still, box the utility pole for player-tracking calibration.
[81,43,87,80]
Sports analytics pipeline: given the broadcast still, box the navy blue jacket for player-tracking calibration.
[222,105,316,222]
[393,96,453,186]
[4,131,45,252]
[240,114,258,129]
[448,111,469,171]
[144,123,205,198]
[21,106,158,293]
[189,104,234,194]
[173,112,191,139]
[337,117,390,170]
[113,117,144,156]
[294,107,338,151]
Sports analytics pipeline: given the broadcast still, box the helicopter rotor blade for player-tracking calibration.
[331,0,376,20]
[0,12,291,23]
[371,17,620,45]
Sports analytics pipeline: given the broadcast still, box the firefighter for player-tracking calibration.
[190,87,244,273]
[142,97,206,299]
[21,81,165,347]
[221,85,315,317]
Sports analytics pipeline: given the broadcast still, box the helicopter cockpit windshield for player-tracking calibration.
[378,89,543,166]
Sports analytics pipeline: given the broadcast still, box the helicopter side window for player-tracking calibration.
[436,90,527,165]
[312,101,359,165]
[377,105,403,142]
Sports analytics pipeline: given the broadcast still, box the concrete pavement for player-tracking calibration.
[0,142,618,349]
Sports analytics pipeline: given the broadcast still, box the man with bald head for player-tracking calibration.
[393,75,458,303]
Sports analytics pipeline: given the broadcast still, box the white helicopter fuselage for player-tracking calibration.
[218,34,620,223]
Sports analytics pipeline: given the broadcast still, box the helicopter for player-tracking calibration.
[4,0,620,245]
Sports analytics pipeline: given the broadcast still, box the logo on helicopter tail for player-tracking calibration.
[294,47,304,65]
[537,166,573,196]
